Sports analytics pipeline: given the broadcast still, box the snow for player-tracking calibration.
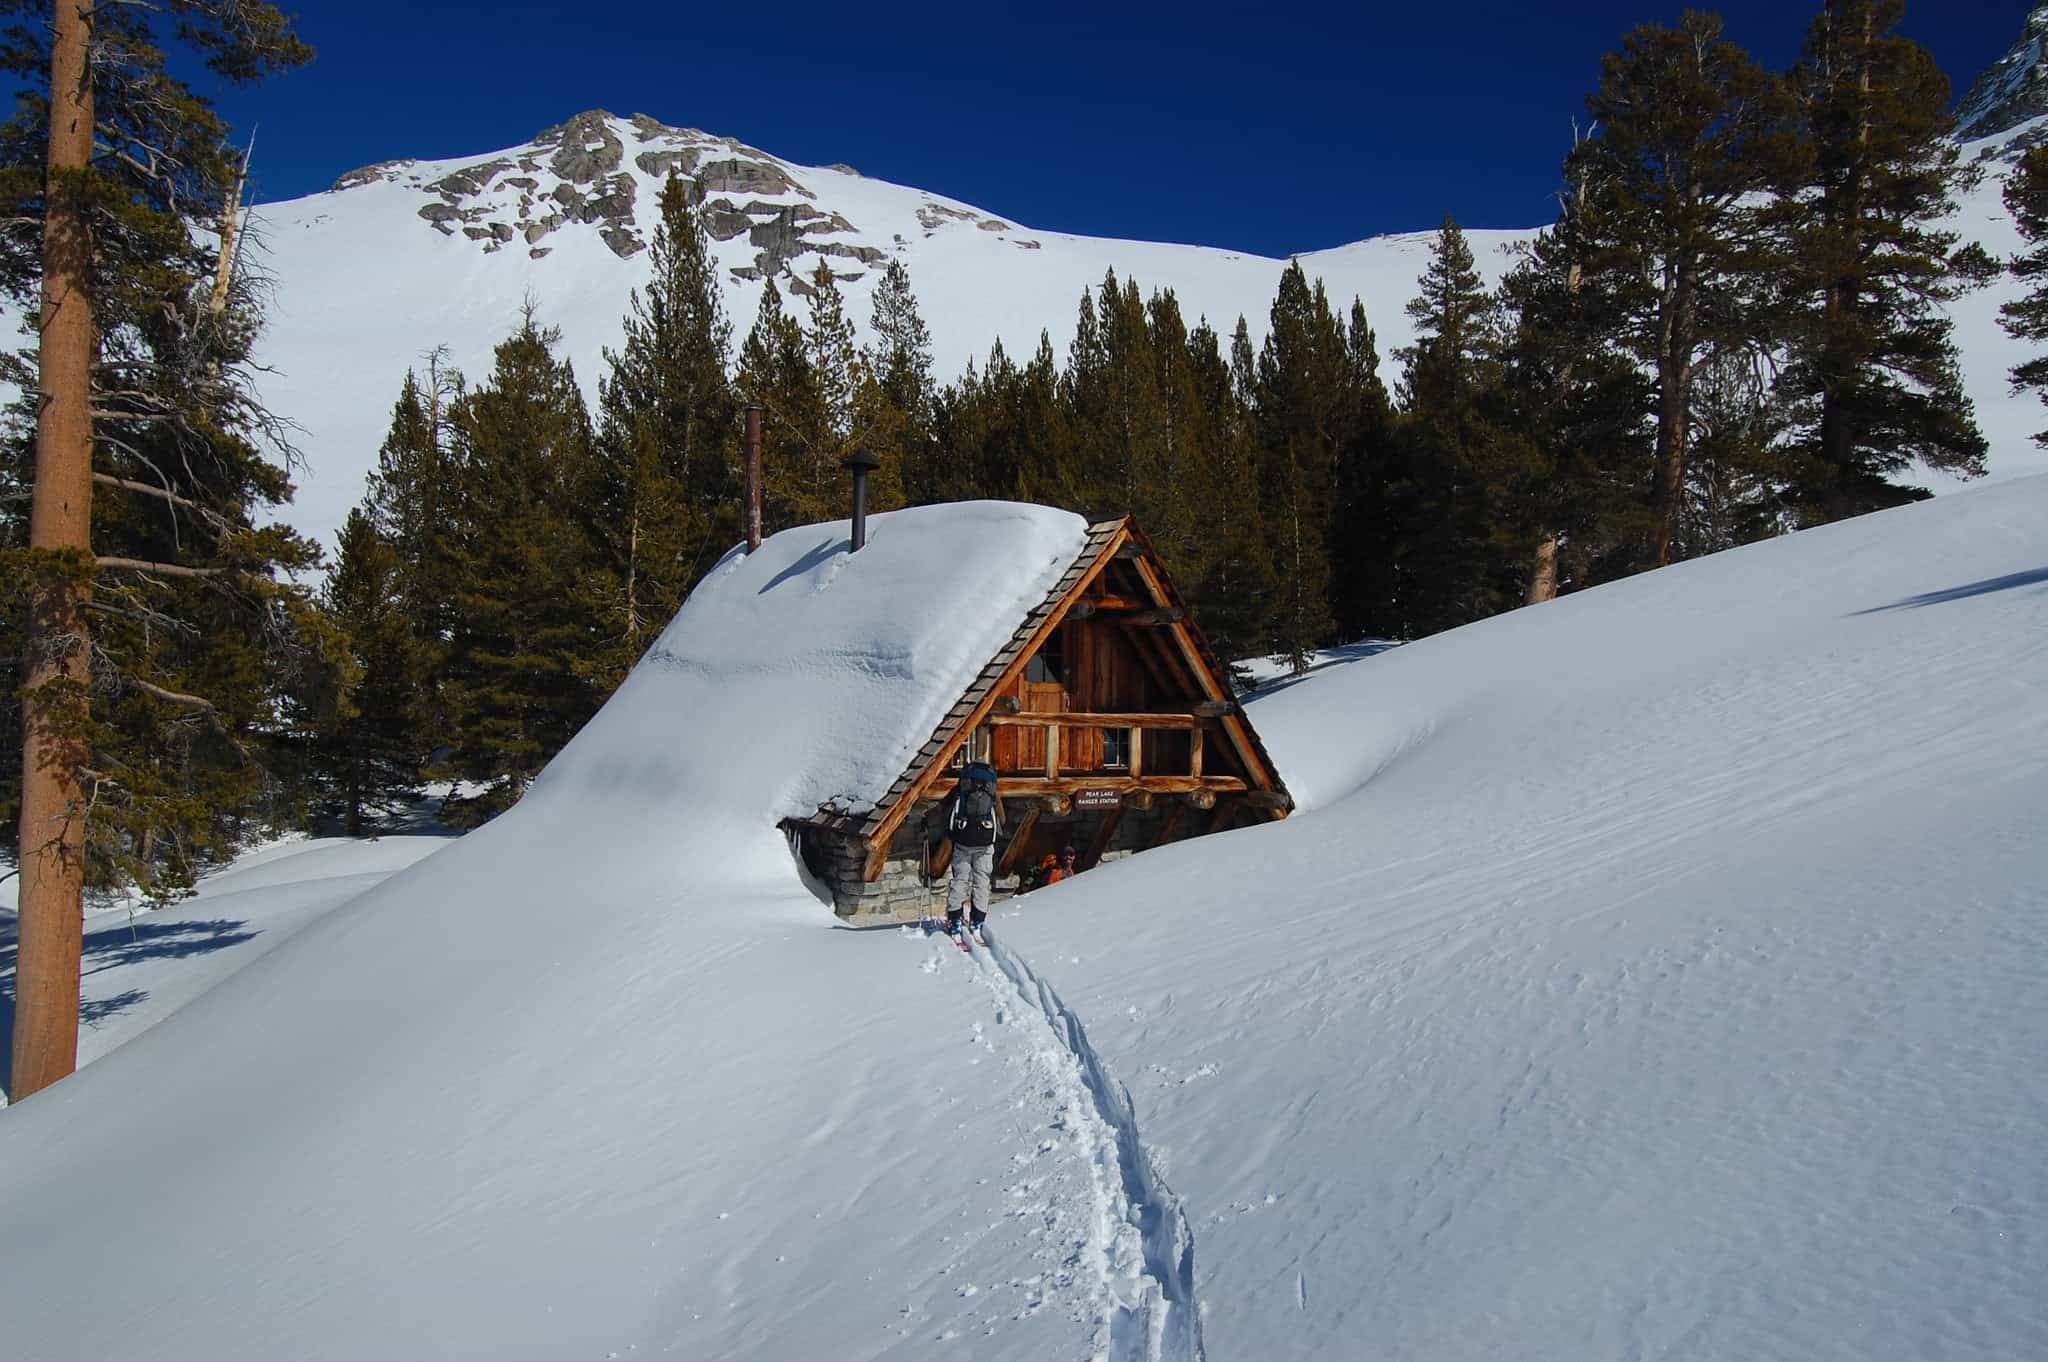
[0,837,448,1084]
[230,111,2048,556]
[530,499,1087,832]
[2,463,2044,1359]
[998,473,2048,1360]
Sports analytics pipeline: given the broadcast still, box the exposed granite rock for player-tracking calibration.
[431,159,513,199]
[393,109,893,274]
[580,172,638,223]
[814,241,887,264]
[701,203,754,241]
[700,157,806,198]
[529,246,552,259]
[634,147,703,179]
[1958,5,2048,142]
[331,159,417,192]
[917,203,975,229]
[748,204,809,276]
[537,110,625,184]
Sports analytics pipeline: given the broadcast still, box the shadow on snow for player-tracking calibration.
[1852,566,2048,615]
[1,915,257,1098]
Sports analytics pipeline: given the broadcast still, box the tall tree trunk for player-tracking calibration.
[1524,534,1559,605]
[12,0,96,1101]
[1649,267,1698,569]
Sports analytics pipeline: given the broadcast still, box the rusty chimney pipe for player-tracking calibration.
[743,404,763,553]
[842,447,881,552]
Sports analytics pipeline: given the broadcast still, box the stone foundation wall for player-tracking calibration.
[792,799,1203,926]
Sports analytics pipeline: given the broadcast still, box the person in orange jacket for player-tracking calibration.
[1039,844,1079,886]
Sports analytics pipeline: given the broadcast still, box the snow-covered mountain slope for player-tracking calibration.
[247,105,2048,555]
[2,471,2043,1358]
[1958,3,2048,139]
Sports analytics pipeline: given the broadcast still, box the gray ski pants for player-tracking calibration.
[946,844,995,919]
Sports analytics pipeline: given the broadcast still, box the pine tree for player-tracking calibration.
[316,508,425,835]
[1575,12,1798,567]
[1185,318,1278,677]
[1497,174,1655,603]
[2001,145,2048,445]
[586,174,736,690]
[1390,216,1516,635]
[437,312,603,825]
[1330,298,1396,639]
[1254,263,1349,670]
[736,276,825,529]
[365,354,463,701]
[795,261,900,515]
[1775,0,1991,520]
[865,259,941,504]
[0,0,312,1093]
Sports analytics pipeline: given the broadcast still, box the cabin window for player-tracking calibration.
[1102,727,1132,770]
[1026,627,1066,685]
[949,727,991,769]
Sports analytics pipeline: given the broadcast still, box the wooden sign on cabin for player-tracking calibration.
[786,515,1293,923]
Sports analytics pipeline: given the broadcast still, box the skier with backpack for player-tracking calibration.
[942,760,1005,946]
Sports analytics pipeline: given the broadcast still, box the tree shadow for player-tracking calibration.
[758,535,847,594]
[1,915,256,1099]
[1852,566,2048,615]
[77,918,259,976]
[1245,640,1403,699]
[81,989,149,1027]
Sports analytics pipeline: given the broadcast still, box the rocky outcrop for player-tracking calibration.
[331,159,417,192]
[344,109,897,284]
[1958,5,2048,141]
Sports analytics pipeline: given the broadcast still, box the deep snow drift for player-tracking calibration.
[0,836,447,1092]
[1,482,2044,1361]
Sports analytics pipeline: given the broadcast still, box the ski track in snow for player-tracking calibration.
[940,927,1203,1362]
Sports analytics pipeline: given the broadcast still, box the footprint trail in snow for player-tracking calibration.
[934,928,1204,1362]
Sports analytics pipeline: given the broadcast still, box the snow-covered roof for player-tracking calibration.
[527,501,1091,829]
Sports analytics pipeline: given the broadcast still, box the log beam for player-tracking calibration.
[1082,805,1125,870]
[996,775,1246,796]
[997,807,1042,876]
[1245,790,1295,811]
[1182,789,1217,810]
[988,711,1201,730]
[1118,606,1185,627]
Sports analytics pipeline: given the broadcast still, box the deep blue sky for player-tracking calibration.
[209,0,2026,256]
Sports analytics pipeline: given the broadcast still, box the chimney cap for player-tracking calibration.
[841,446,882,472]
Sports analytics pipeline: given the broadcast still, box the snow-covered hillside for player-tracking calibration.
[2,470,2043,1359]
[0,836,447,1087]
[247,105,2048,554]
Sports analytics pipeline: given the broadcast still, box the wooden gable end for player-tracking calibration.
[843,517,1293,881]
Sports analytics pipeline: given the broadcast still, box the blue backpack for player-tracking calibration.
[951,762,1000,846]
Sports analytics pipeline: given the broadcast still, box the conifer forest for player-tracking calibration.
[4,0,2042,903]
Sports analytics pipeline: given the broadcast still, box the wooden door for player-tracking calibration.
[1020,680,1064,773]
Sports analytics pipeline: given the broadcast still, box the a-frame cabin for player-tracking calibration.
[789,516,1292,922]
